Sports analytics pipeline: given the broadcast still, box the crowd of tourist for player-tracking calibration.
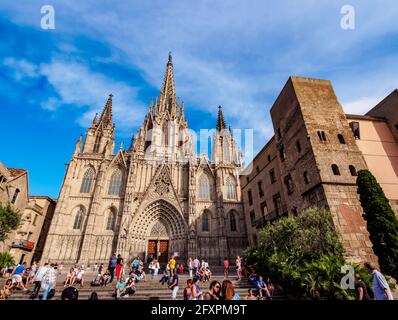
[0,255,394,300]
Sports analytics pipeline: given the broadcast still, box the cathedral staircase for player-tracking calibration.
[2,270,286,300]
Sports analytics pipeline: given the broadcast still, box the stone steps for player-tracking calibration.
[2,274,286,300]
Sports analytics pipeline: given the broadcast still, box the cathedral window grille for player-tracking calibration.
[80,168,94,193]
[226,176,236,199]
[73,207,85,230]
[11,188,20,204]
[198,175,210,199]
[230,211,237,232]
[108,170,122,196]
[202,210,209,232]
[93,135,101,153]
[106,209,116,230]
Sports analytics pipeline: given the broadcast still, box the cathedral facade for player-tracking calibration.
[42,55,248,266]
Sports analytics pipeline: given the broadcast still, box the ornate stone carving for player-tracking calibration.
[154,167,171,195]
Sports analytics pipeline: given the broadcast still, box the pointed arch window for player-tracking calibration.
[80,168,94,193]
[106,208,116,231]
[163,123,169,146]
[198,175,210,199]
[223,140,230,163]
[230,211,237,232]
[93,135,101,153]
[226,176,236,199]
[202,210,209,232]
[108,170,122,196]
[73,206,85,230]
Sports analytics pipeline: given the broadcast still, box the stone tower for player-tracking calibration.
[270,77,377,264]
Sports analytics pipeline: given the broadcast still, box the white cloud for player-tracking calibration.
[3,57,39,80]
[342,97,382,115]
[40,59,147,132]
[2,0,398,144]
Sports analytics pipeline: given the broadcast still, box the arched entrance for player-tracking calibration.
[147,221,169,263]
[129,199,187,263]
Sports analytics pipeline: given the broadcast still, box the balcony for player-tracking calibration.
[11,239,35,251]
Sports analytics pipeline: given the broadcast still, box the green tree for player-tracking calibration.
[244,207,368,299]
[0,252,15,273]
[0,203,22,243]
[356,169,398,281]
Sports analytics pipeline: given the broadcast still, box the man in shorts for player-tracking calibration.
[168,269,179,300]
[11,262,28,292]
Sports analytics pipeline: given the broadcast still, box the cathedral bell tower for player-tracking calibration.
[81,94,115,157]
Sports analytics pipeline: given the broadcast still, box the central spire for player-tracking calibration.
[216,105,227,131]
[158,53,177,116]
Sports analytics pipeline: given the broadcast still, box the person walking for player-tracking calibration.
[168,269,179,300]
[169,256,176,277]
[193,257,200,275]
[28,261,38,284]
[364,262,394,300]
[108,253,117,283]
[42,263,57,300]
[31,262,49,299]
[355,273,370,300]
[188,257,193,278]
[235,256,242,281]
[153,260,160,278]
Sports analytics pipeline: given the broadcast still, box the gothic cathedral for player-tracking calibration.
[42,55,248,266]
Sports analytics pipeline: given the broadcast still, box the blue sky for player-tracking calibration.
[1,0,398,198]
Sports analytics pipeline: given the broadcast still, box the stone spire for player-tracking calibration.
[180,101,185,122]
[97,94,113,128]
[159,53,178,116]
[216,105,227,131]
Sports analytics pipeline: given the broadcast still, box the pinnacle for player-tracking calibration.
[216,105,227,131]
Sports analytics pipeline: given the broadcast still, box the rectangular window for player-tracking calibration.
[261,201,268,221]
[258,180,264,197]
[349,122,360,139]
[279,144,286,161]
[296,141,302,153]
[269,169,276,184]
[273,193,282,217]
[248,190,253,206]
[284,174,294,195]
[250,211,256,227]
[32,214,38,226]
